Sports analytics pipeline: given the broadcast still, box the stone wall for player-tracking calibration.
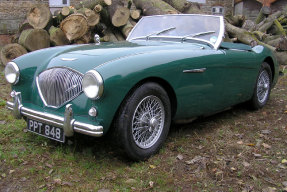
[234,0,287,21]
[200,0,234,15]
[271,0,287,12]
[0,0,48,34]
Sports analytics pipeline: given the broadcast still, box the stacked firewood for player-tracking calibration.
[0,0,202,65]
[1,0,287,65]
[225,7,287,65]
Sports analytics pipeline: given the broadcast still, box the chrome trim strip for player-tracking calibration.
[36,76,48,106]
[61,58,78,61]
[6,92,103,138]
[183,68,207,73]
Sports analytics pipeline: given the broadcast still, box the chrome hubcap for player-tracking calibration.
[257,70,270,104]
[132,96,165,149]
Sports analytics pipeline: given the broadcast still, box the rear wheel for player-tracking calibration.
[249,62,272,109]
[115,82,171,161]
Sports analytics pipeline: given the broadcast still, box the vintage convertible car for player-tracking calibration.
[5,14,278,160]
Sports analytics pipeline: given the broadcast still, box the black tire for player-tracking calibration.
[115,82,171,161]
[249,62,272,110]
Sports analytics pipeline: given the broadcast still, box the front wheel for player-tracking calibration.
[115,82,171,161]
[249,62,272,109]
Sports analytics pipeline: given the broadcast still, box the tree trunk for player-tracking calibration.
[49,26,69,46]
[273,19,287,36]
[267,36,287,51]
[130,9,141,20]
[60,14,89,41]
[0,43,27,66]
[133,0,179,16]
[74,30,92,44]
[19,29,50,51]
[108,0,130,27]
[75,0,112,9]
[183,2,202,14]
[225,15,245,27]
[225,22,276,51]
[19,20,33,33]
[162,0,189,12]
[242,20,256,31]
[78,8,100,26]
[275,51,287,65]
[61,6,76,16]
[101,29,118,42]
[258,11,283,32]
[27,4,52,29]
[94,4,103,13]
[114,30,125,41]
[121,20,134,38]
[252,31,267,41]
[255,8,266,24]
[264,34,281,43]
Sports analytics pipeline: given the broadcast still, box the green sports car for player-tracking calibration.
[5,14,279,160]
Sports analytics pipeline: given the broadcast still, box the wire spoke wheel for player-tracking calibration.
[132,95,165,149]
[256,70,270,104]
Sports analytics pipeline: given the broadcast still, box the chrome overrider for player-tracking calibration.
[6,91,103,137]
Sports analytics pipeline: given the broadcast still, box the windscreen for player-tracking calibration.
[127,14,224,49]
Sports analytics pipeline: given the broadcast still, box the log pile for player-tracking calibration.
[1,0,287,66]
[0,0,203,65]
[225,7,287,65]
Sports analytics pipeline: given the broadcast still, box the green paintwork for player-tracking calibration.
[11,40,279,134]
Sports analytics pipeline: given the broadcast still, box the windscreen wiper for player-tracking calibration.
[145,27,176,39]
[181,31,215,41]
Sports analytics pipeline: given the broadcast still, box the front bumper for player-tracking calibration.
[6,91,103,137]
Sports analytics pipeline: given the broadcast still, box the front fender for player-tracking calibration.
[92,50,186,133]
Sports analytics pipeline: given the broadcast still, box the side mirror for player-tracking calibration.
[94,34,100,45]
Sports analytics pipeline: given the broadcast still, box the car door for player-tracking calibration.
[175,47,257,120]
[219,48,259,106]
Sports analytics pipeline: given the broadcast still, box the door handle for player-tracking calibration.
[183,68,206,73]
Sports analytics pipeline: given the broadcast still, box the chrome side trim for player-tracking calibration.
[183,68,206,73]
[6,92,103,138]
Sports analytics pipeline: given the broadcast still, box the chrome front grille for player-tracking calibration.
[37,67,83,108]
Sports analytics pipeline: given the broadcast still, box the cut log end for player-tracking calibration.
[49,26,70,46]
[0,43,27,66]
[130,9,141,20]
[27,5,52,29]
[111,7,130,27]
[60,14,89,41]
[19,29,50,51]
[94,4,103,13]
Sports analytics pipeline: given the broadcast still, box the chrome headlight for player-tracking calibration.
[82,70,103,100]
[5,62,20,84]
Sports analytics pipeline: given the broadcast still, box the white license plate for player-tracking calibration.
[27,119,65,143]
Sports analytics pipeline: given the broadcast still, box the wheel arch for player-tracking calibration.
[128,77,177,118]
[107,76,177,141]
[111,77,178,127]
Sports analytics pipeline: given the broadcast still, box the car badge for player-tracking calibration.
[61,58,78,61]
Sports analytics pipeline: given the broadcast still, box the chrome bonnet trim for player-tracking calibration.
[6,92,103,137]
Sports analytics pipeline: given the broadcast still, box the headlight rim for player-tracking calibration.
[82,70,104,100]
[5,61,20,85]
